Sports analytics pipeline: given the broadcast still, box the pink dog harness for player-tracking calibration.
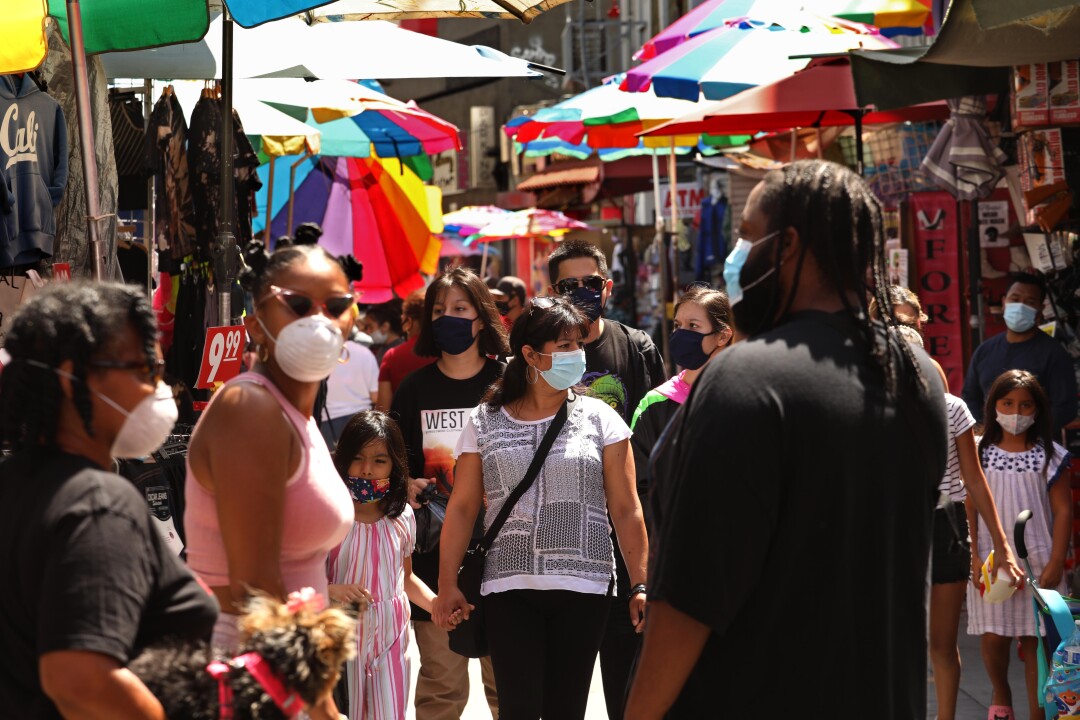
[206,652,304,719]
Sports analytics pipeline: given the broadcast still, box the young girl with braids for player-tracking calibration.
[326,410,461,720]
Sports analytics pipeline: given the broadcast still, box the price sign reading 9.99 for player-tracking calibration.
[196,326,246,389]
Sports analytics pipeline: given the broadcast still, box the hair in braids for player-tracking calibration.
[241,244,349,299]
[754,159,922,396]
[0,282,157,452]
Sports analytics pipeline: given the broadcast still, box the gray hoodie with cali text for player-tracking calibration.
[0,74,68,268]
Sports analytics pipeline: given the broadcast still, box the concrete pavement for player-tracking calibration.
[401,608,1028,719]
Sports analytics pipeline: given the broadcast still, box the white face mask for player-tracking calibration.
[997,411,1037,436]
[258,315,346,382]
[96,382,179,458]
[370,328,389,345]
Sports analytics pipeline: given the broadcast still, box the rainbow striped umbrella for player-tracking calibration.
[254,155,443,302]
[635,0,932,61]
[623,11,898,101]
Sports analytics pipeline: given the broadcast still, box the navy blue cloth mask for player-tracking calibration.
[344,475,390,504]
[669,328,713,370]
[567,287,604,322]
[431,315,477,355]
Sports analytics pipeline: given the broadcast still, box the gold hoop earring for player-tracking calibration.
[339,344,351,364]
[257,344,270,363]
[526,364,539,384]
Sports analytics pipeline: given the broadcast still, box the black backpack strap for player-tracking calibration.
[476,399,570,553]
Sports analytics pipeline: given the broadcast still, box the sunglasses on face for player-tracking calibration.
[262,285,356,319]
[89,358,167,384]
[555,275,606,295]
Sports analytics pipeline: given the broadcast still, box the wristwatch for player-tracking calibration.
[628,583,647,599]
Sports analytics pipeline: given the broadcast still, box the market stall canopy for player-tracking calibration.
[241,79,462,161]
[505,75,708,149]
[443,206,512,236]
[642,60,949,137]
[850,0,1080,109]
[635,0,932,61]
[470,209,592,242]
[100,15,542,80]
[305,0,573,24]
[3,0,49,74]
[623,11,897,101]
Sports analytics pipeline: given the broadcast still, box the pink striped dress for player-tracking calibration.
[327,504,416,720]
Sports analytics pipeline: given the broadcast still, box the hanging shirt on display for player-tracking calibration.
[696,194,727,281]
[0,74,68,268]
[146,89,197,260]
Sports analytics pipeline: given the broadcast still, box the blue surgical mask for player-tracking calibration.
[1003,302,1038,333]
[431,315,477,355]
[344,475,391,504]
[723,231,780,306]
[537,349,586,391]
[669,328,714,370]
[566,287,604,322]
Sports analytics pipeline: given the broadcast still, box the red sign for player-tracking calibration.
[52,263,71,282]
[911,192,965,391]
[195,326,246,389]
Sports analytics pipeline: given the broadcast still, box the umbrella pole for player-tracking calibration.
[790,128,798,163]
[264,158,275,249]
[287,151,314,239]
[66,0,106,280]
[480,241,490,278]
[815,127,823,159]
[651,151,662,228]
[217,9,237,325]
[855,111,865,177]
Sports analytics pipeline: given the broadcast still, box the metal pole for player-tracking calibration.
[264,158,275,248]
[145,79,156,297]
[218,10,237,324]
[966,199,985,348]
[287,150,315,238]
[854,112,865,176]
[66,0,106,280]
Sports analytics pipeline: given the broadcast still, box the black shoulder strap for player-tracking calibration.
[477,399,570,553]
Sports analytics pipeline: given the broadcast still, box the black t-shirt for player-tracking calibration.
[390,358,504,621]
[652,311,946,717]
[0,450,219,719]
[583,319,665,600]
[583,319,665,425]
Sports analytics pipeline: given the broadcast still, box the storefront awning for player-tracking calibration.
[517,162,602,192]
[851,0,1080,109]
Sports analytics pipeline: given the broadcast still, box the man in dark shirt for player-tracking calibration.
[548,238,665,719]
[962,273,1078,435]
[626,160,947,719]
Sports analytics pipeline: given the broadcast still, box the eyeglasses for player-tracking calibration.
[554,275,606,295]
[89,358,167,384]
[262,285,356,319]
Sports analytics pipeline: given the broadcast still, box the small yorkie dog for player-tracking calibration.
[128,589,355,720]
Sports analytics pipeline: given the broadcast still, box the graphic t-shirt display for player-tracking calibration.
[390,358,504,621]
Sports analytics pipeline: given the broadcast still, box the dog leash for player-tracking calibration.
[207,652,304,719]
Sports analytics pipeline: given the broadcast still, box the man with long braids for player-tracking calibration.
[626,160,948,718]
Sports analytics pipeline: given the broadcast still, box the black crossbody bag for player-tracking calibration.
[448,399,570,658]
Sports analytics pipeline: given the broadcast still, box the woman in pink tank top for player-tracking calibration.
[184,244,355,720]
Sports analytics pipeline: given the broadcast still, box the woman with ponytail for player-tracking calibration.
[184,245,356,720]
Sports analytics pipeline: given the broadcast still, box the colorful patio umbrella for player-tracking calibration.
[623,12,898,101]
[4,0,49,75]
[306,0,575,24]
[635,0,932,61]
[641,59,949,172]
[100,16,542,81]
[442,206,512,237]
[505,75,710,150]
[253,155,443,302]
[470,209,592,242]
[245,80,462,162]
